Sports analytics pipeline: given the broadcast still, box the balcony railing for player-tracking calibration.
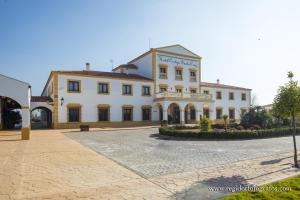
[155,91,212,100]
[175,75,183,80]
[159,73,167,79]
[190,77,197,82]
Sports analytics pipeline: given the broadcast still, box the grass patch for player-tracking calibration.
[222,175,300,200]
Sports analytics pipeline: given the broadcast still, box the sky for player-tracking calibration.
[0,0,300,105]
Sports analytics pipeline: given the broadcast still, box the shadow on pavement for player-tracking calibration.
[173,175,249,200]
[260,156,292,165]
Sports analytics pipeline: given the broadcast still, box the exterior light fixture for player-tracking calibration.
[60,97,64,106]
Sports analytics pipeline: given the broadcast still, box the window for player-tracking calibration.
[142,107,151,121]
[98,82,109,94]
[159,85,168,93]
[241,108,247,116]
[176,88,182,93]
[68,107,80,122]
[190,70,197,82]
[203,108,210,118]
[142,86,151,96]
[175,86,183,93]
[190,88,197,93]
[242,93,247,101]
[216,91,222,99]
[160,87,167,93]
[229,108,235,119]
[229,92,234,100]
[203,90,210,94]
[159,65,168,79]
[68,80,80,93]
[122,84,132,95]
[98,107,109,121]
[216,108,222,119]
[123,107,133,121]
[175,68,183,80]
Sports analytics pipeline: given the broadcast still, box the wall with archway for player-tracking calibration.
[0,74,31,140]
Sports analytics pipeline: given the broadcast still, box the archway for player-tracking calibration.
[185,103,196,124]
[168,103,180,124]
[0,96,22,130]
[31,107,52,129]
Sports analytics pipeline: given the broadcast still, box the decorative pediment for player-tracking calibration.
[155,44,201,58]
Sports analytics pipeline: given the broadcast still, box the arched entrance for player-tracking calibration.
[158,104,163,121]
[0,96,22,130]
[0,73,31,140]
[185,103,196,124]
[168,103,180,124]
[31,107,52,129]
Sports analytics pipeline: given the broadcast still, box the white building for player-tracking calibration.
[0,74,31,139]
[0,44,252,137]
[39,44,251,128]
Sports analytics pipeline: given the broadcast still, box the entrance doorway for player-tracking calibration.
[168,103,180,124]
[0,96,22,130]
[31,107,52,129]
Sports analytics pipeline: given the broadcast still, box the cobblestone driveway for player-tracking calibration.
[65,128,300,178]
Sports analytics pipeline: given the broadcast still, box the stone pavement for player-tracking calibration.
[0,130,171,200]
[1,129,300,200]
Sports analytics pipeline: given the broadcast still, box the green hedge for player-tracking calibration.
[159,127,300,139]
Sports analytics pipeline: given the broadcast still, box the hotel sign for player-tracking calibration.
[157,54,199,67]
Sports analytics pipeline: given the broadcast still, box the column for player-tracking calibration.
[180,109,185,124]
[21,107,30,140]
[163,109,168,121]
[196,109,201,123]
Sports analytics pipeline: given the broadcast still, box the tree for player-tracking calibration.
[240,106,273,129]
[273,71,300,168]
[199,115,211,131]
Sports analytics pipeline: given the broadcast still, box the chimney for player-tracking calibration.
[85,62,90,71]
[217,79,220,84]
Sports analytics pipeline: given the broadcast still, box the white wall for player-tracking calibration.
[0,74,30,107]
[57,75,156,123]
[132,53,153,79]
[201,86,251,120]
[155,52,200,93]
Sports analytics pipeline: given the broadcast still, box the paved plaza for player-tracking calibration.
[1,128,300,200]
[65,128,300,177]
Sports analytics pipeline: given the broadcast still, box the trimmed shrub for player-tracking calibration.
[173,125,199,129]
[252,124,261,130]
[200,116,211,131]
[236,125,244,130]
[159,127,300,140]
[161,120,168,127]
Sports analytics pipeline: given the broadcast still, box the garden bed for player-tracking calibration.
[159,126,300,140]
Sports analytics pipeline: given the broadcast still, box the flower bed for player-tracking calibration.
[159,126,300,139]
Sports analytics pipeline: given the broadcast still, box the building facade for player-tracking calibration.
[41,45,251,128]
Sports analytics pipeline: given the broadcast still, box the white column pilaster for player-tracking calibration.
[180,109,185,124]
[21,108,30,140]
[196,109,201,123]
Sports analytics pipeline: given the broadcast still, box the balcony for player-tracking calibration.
[154,92,213,102]
[159,73,167,79]
[175,75,183,81]
[190,77,197,82]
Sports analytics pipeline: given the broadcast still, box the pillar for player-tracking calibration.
[196,109,201,123]
[21,107,30,140]
[163,109,168,121]
[180,109,185,124]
